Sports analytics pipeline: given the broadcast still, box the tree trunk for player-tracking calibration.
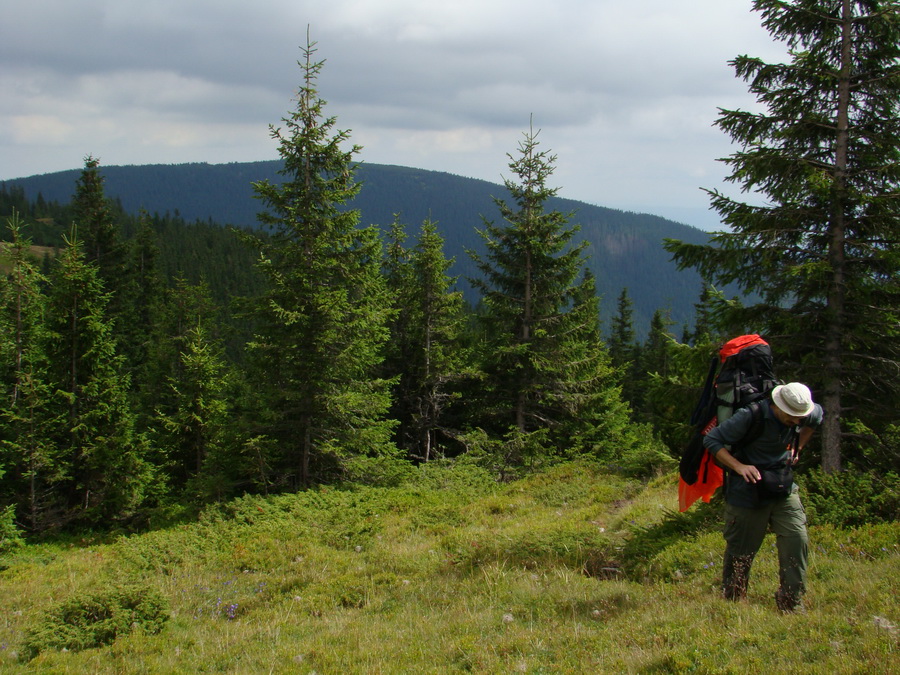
[301,425,311,488]
[822,0,853,473]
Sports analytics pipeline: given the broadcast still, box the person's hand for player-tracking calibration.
[734,463,761,483]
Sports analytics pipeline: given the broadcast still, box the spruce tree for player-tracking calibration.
[243,36,396,487]
[607,287,640,407]
[635,308,676,431]
[119,212,164,386]
[688,283,716,345]
[384,218,469,461]
[641,310,675,382]
[156,322,231,501]
[608,288,635,368]
[142,279,222,487]
[43,232,151,526]
[558,270,648,461]
[469,123,633,467]
[71,156,126,296]
[0,215,55,531]
[665,0,900,471]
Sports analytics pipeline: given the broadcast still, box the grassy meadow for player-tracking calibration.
[0,461,897,673]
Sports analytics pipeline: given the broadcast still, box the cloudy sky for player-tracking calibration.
[1,0,789,230]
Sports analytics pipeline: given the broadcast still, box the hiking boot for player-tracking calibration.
[723,585,746,602]
[722,554,753,601]
[775,590,804,613]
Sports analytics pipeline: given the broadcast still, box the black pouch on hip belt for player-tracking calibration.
[758,465,793,497]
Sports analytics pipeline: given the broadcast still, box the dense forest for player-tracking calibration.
[2,1,899,544]
[0,143,679,534]
[3,160,715,334]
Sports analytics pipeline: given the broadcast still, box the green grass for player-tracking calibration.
[1,460,898,673]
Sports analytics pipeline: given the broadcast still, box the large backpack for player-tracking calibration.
[678,334,779,511]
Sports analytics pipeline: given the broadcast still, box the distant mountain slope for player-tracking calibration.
[3,161,714,333]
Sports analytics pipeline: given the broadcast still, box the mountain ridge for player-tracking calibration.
[2,160,715,333]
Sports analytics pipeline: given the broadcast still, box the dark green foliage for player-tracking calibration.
[607,288,644,411]
[0,504,23,553]
[641,309,675,382]
[0,215,56,531]
[558,271,658,466]
[3,161,716,334]
[641,336,725,455]
[665,0,900,472]
[117,212,165,382]
[607,288,636,369]
[801,469,900,527]
[685,283,715,346]
[242,37,396,488]
[71,156,126,291]
[42,234,152,527]
[155,322,232,501]
[631,309,677,428]
[21,584,168,660]
[470,125,641,469]
[383,217,471,461]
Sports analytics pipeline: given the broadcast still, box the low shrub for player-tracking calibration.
[801,469,900,527]
[22,584,169,660]
[0,504,23,555]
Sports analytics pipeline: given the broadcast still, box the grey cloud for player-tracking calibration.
[1,0,781,224]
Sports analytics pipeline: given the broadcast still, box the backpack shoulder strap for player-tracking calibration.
[732,400,767,458]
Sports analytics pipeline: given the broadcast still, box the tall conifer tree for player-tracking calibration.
[43,233,150,526]
[71,156,126,297]
[665,1,900,471]
[384,218,468,461]
[469,124,634,466]
[608,288,641,407]
[0,215,55,531]
[608,288,635,368]
[558,270,645,460]
[244,36,395,487]
[119,212,164,387]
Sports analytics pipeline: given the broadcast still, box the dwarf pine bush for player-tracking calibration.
[801,469,900,527]
[22,584,169,660]
[0,505,23,555]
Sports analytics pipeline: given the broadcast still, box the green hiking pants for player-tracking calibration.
[721,488,808,610]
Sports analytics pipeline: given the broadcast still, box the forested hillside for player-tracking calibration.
[2,161,713,333]
[0,45,702,537]
[1,0,897,575]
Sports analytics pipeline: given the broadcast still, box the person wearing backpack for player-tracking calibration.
[702,382,823,612]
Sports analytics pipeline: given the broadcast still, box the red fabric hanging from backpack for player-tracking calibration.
[678,450,723,511]
[678,415,723,512]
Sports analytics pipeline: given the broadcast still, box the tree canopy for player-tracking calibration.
[665,0,900,472]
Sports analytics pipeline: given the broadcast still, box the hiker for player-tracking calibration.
[702,382,823,612]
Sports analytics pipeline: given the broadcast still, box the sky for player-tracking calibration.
[0,0,789,231]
